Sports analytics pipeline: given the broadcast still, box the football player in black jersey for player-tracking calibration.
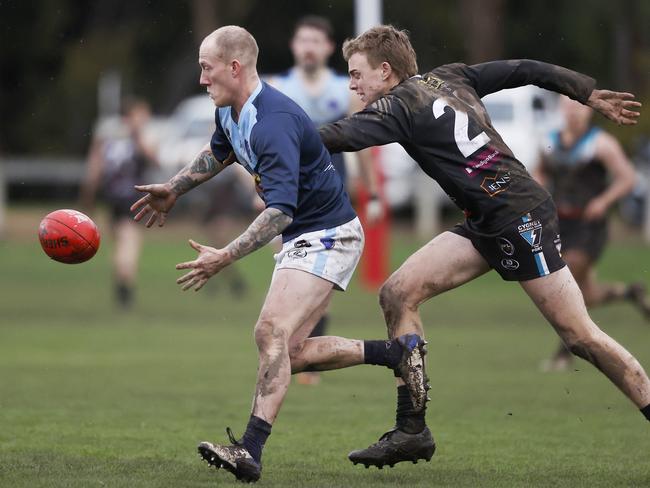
[536,95,650,372]
[318,25,650,468]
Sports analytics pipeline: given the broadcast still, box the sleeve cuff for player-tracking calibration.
[267,203,295,219]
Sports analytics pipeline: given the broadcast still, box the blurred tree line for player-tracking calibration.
[1,0,649,156]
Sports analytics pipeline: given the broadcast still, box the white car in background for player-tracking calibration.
[482,85,562,171]
[157,95,216,175]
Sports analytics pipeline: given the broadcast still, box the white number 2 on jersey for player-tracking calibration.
[432,98,490,158]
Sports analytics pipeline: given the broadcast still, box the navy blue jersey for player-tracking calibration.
[210,81,356,242]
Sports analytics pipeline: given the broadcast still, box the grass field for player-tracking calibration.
[1,206,649,487]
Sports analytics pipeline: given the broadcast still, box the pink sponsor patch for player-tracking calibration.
[464,148,502,178]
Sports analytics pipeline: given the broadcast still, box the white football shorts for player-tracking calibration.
[272,217,364,291]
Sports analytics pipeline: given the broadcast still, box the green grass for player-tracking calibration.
[1,208,650,487]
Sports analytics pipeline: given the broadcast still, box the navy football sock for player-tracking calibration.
[395,385,426,434]
[363,339,402,369]
[241,415,272,464]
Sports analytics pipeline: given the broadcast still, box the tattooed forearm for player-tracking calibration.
[170,175,195,195]
[191,150,219,174]
[225,208,292,260]
[168,148,226,196]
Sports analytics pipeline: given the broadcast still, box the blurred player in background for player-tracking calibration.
[81,97,158,309]
[197,165,259,299]
[130,26,424,483]
[318,25,650,469]
[536,95,650,371]
[269,15,383,385]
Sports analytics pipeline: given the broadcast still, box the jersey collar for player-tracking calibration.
[231,80,263,126]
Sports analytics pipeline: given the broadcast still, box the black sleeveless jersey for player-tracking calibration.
[320,59,596,234]
[539,127,608,217]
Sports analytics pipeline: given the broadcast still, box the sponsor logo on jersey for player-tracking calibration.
[497,237,514,256]
[421,74,445,90]
[501,258,519,270]
[464,148,502,178]
[480,170,511,196]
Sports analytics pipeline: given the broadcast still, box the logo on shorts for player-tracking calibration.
[501,258,520,270]
[320,237,336,250]
[480,170,511,196]
[518,216,543,252]
[554,234,562,255]
[294,239,311,248]
[497,237,514,256]
[287,249,307,259]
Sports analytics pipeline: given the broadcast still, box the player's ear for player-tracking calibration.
[380,61,392,81]
[230,59,241,77]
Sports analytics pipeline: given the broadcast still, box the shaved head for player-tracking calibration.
[202,25,259,69]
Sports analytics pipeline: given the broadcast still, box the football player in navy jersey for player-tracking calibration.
[315,25,650,468]
[130,25,426,482]
[536,95,650,372]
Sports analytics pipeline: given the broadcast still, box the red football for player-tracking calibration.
[38,209,101,264]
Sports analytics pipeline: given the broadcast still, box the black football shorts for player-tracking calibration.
[451,198,566,281]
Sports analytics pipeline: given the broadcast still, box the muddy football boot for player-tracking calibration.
[198,428,261,483]
[349,427,436,469]
[395,334,430,412]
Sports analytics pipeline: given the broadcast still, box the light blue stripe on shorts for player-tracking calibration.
[312,226,337,276]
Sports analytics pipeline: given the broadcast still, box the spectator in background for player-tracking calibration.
[268,15,383,385]
[536,95,650,371]
[80,97,158,309]
[197,164,259,298]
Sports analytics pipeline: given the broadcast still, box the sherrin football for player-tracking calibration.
[38,209,101,264]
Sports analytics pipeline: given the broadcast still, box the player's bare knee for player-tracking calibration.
[564,332,597,362]
[254,319,288,354]
[288,340,309,372]
[379,280,410,314]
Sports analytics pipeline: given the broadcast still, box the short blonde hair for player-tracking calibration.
[342,25,418,82]
[206,25,259,68]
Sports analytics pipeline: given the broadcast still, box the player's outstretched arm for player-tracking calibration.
[130,146,235,227]
[587,89,642,126]
[175,208,292,291]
